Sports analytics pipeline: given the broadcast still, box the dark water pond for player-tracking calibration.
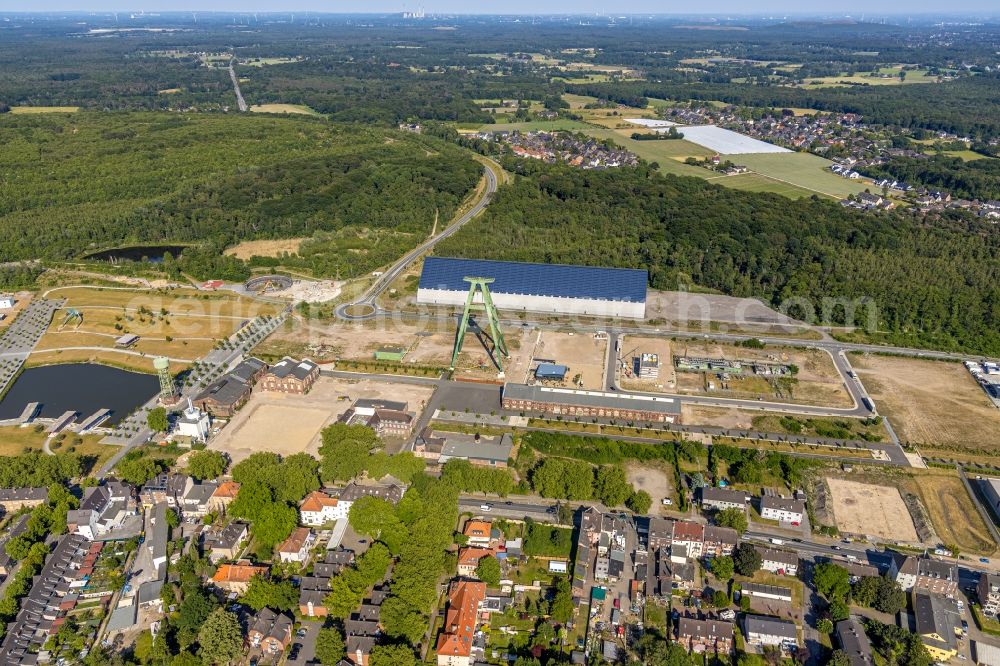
[83,245,187,263]
[0,363,159,426]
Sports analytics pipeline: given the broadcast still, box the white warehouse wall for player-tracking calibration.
[416,287,645,319]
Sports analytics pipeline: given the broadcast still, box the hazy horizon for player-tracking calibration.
[3,2,999,16]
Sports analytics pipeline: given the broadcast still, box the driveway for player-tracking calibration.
[287,622,318,666]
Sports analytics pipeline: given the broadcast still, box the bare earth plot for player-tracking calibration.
[224,238,307,259]
[208,375,434,462]
[849,354,1000,457]
[645,290,803,328]
[667,341,852,407]
[529,331,607,389]
[625,462,673,515]
[826,477,919,542]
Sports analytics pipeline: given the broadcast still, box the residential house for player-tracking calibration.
[759,495,805,525]
[457,547,494,577]
[913,592,960,662]
[700,487,751,511]
[889,554,957,596]
[247,608,293,655]
[758,548,799,577]
[835,618,874,666]
[677,617,734,655]
[703,525,738,557]
[463,520,493,548]
[299,491,347,526]
[345,584,389,666]
[66,481,135,540]
[276,527,315,565]
[207,481,240,514]
[647,548,695,597]
[0,487,47,512]
[202,521,249,563]
[843,560,880,582]
[338,476,408,510]
[979,573,1000,617]
[743,614,798,652]
[436,580,486,666]
[259,357,320,394]
[210,561,269,595]
[670,521,705,558]
[339,399,414,437]
[298,548,356,618]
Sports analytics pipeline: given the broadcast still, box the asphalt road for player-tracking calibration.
[335,163,498,320]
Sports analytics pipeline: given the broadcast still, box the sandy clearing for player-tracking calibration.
[826,477,918,542]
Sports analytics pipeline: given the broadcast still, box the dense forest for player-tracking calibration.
[858,155,1000,201]
[0,113,480,279]
[436,160,1000,355]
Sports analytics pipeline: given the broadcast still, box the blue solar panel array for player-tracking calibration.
[419,257,648,303]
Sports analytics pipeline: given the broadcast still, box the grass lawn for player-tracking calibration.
[801,68,942,88]
[943,149,994,162]
[0,425,118,473]
[707,172,819,199]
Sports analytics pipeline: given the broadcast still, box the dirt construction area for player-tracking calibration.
[525,331,607,389]
[625,462,673,515]
[849,353,1000,456]
[669,340,852,407]
[826,477,919,542]
[208,374,434,462]
[619,335,675,389]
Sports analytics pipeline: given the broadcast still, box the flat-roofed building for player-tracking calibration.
[417,257,648,319]
[502,383,680,424]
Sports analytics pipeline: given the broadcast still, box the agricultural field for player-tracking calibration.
[707,172,819,200]
[667,340,852,407]
[800,67,945,88]
[849,353,1000,459]
[474,119,596,132]
[8,106,80,114]
[825,477,919,542]
[734,153,870,199]
[30,286,281,371]
[248,104,321,116]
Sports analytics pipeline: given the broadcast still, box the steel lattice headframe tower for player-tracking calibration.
[450,276,510,375]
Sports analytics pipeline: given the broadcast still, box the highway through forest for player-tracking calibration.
[335,163,498,321]
[228,60,247,112]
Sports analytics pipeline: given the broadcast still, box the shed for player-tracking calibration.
[115,334,140,348]
[548,560,568,574]
[535,363,569,381]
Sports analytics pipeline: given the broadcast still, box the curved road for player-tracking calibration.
[335,163,498,320]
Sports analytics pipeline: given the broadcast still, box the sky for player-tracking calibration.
[2,1,998,14]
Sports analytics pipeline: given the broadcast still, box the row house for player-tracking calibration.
[979,573,1000,617]
[345,585,390,666]
[298,548,356,617]
[646,517,737,557]
[758,548,799,577]
[743,614,798,653]
[677,616,734,655]
[700,487,751,511]
[0,487,48,512]
[246,608,293,655]
[436,580,486,666]
[889,554,958,597]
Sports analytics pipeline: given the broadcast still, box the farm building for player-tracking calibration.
[416,257,648,319]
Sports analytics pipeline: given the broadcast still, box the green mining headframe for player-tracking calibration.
[450,276,510,375]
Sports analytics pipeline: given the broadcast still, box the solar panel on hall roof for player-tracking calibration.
[419,257,647,303]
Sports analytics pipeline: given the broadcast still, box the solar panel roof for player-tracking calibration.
[419,257,647,303]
